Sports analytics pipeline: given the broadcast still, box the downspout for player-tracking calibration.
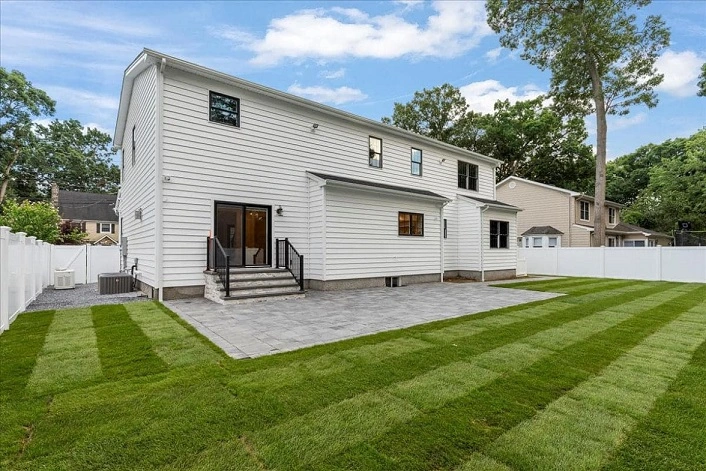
[156,58,166,302]
[480,204,490,282]
[440,200,450,282]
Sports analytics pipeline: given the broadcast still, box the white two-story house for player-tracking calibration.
[114,50,520,301]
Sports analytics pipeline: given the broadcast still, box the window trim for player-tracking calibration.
[532,236,543,248]
[209,90,241,128]
[548,237,558,248]
[411,147,422,176]
[579,200,590,221]
[489,220,509,249]
[443,218,447,239]
[398,211,424,237]
[369,136,382,168]
[99,223,113,234]
[458,161,479,191]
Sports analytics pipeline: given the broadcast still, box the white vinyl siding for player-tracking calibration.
[323,186,442,280]
[119,65,158,286]
[482,208,518,271]
[157,67,499,287]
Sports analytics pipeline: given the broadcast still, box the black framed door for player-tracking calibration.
[214,202,270,267]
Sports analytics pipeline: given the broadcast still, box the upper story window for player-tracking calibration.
[131,125,136,166]
[369,136,382,168]
[608,207,616,224]
[98,223,115,234]
[458,161,478,191]
[580,201,590,221]
[209,91,240,127]
[490,220,509,249]
[399,212,424,236]
[411,148,422,176]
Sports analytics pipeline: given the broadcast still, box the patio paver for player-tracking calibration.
[165,281,560,359]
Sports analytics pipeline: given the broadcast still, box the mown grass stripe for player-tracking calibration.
[26,308,101,395]
[602,321,706,471]
[250,283,689,468]
[321,284,705,470]
[92,304,168,380]
[0,310,54,466]
[221,281,674,438]
[468,297,706,470]
[124,302,220,368]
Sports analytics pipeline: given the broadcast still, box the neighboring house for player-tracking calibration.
[496,176,672,247]
[113,49,520,301]
[51,184,119,245]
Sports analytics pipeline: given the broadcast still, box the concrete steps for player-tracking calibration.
[204,267,304,304]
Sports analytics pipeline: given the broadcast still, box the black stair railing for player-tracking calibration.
[276,238,304,291]
[206,236,231,297]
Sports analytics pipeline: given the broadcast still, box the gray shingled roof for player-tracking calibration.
[608,222,672,239]
[522,226,564,236]
[57,190,118,222]
[308,172,448,200]
[461,195,521,210]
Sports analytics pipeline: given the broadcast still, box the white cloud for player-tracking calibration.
[213,1,492,66]
[287,84,368,105]
[41,86,120,111]
[320,68,346,79]
[485,47,503,62]
[459,80,545,114]
[611,113,646,130]
[656,50,705,97]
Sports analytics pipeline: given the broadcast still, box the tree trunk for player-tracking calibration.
[0,148,20,206]
[587,62,607,247]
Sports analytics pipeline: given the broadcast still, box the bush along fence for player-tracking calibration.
[519,246,706,283]
[0,226,52,332]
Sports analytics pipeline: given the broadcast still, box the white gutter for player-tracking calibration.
[156,58,166,302]
[439,200,451,282]
[480,205,490,282]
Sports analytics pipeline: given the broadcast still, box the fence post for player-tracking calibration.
[16,232,27,310]
[27,236,37,302]
[0,227,10,332]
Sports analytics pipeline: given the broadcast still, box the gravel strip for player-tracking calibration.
[26,283,146,312]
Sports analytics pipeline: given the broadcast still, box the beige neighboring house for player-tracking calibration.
[496,176,673,248]
[51,184,119,245]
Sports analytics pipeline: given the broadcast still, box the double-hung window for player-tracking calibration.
[369,136,382,168]
[490,220,509,248]
[209,91,240,127]
[458,161,478,191]
[98,223,114,234]
[608,207,616,224]
[399,212,424,236]
[580,201,590,221]
[411,148,422,176]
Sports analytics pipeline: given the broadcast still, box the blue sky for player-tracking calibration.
[1,0,704,160]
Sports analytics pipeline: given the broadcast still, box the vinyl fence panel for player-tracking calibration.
[87,246,121,283]
[51,245,88,284]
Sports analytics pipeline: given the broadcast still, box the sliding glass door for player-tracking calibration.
[215,202,270,267]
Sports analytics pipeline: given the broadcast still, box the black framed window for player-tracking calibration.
[131,125,136,166]
[443,218,448,239]
[209,91,240,127]
[580,201,590,220]
[411,148,422,176]
[369,136,382,168]
[399,212,424,236]
[458,161,478,191]
[608,207,616,224]
[490,220,509,248]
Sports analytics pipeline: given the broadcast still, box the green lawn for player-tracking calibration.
[1,278,705,470]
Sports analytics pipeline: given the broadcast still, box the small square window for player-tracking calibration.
[411,148,422,176]
[548,237,558,248]
[490,220,509,248]
[399,212,423,236]
[209,91,240,127]
[533,237,543,248]
[369,136,382,168]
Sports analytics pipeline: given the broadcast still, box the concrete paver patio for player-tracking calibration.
[165,281,560,359]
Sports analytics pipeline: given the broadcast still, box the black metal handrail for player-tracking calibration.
[276,238,304,291]
[206,236,231,297]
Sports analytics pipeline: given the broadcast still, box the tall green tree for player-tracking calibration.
[698,63,706,97]
[623,129,706,232]
[606,136,688,205]
[0,68,55,204]
[381,84,485,149]
[479,97,595,192]
[487,0,670,245]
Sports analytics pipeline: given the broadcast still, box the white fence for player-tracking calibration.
[520,247,706,283]
[0,226,120,332]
